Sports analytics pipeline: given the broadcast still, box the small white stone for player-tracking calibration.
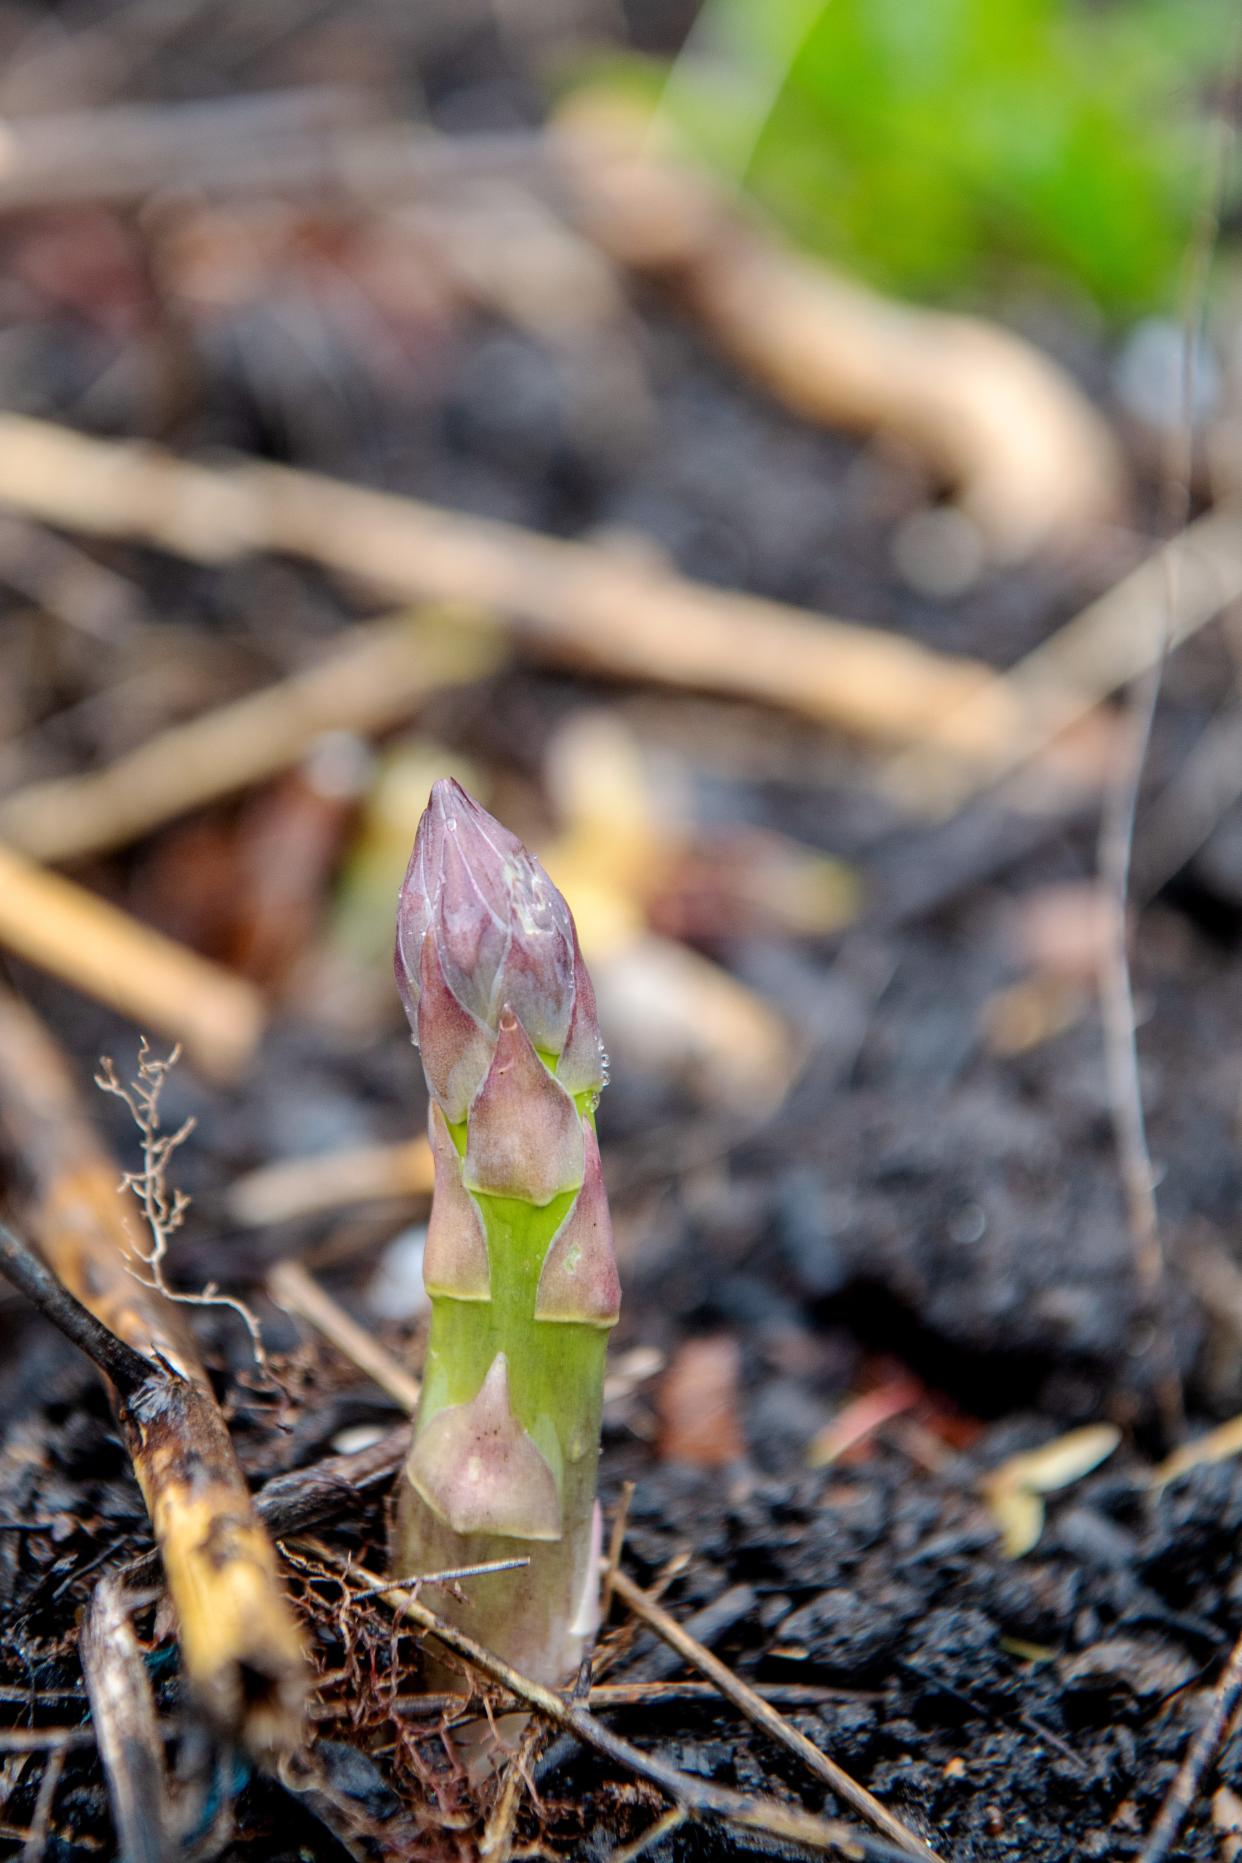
[366,1224,431,1321]
[330,1423,388,1455]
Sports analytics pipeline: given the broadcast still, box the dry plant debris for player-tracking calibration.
[0,413,1027,759]
[0,609,504,866]
[980,1424,1122,1559]
[228,1135,434,1228]
[882,506,1242,813]
[0,991,306,1751]
[0,14,1238,1857]
[556,94,1127,565]
[0,840,263,1081]
[328,1553,931,1863]
[655,1334,745,1468]
[79,1574,173,1863]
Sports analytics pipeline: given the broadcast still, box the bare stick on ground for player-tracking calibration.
[0,1220,156,1394]
[267,1258,421,1412]
[80,1575,174,1863]
[0,609,503,866]
[229,1136,433,1229]
[557,96,1125,565]
[0,414,1029,763]
[0,840,263,1081]
[1137,1626,1242,1863]
[609,1568,940,1863]
[881,507,1242,814]
[0,989,306,1751]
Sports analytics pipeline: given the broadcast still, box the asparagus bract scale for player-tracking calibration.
[393,780,617,1688]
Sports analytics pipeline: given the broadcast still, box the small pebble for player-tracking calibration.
[366,1225,430,1321]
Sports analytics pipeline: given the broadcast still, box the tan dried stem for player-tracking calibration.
[0,990,307,1752]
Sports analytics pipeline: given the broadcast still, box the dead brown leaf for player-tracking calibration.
[657,1334,745,1468]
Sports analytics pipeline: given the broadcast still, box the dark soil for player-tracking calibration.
[1,4,1242,1860]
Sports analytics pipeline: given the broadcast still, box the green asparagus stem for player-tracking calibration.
[393,782,618,1698]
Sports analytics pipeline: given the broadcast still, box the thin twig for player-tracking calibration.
[602,1480,635,1623]
[608,1806,687,1863]
[375,1682,881,1721]
[1137,1626,1242,1863]
[326,1554,927,1863]
[349,1559,530,1600]
[480,1711,551,1862]
[0,1729,93,1753]
[1097,50,1236,1447]
[1097,659,1183,1440]
[80,1576,173,1863]
[0,1220,158,1396]
[19,1746,66,1863]
[267,1258,421,1411]
[609,1569,940,1863]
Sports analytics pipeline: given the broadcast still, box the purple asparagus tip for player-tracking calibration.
[395,780,605,1116]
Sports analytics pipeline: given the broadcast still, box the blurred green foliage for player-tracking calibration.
[624,0,1234,315]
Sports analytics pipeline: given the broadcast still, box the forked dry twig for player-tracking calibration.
[97,1041,267,1368]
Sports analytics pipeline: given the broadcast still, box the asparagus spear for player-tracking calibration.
[393,781,618,1692]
